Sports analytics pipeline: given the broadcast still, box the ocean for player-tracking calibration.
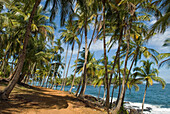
[53,84,170,114]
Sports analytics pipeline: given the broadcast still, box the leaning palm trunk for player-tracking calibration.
[103,86,106,101]
[98,86,101,99]
[59,44,69,90]
[75,76,83,96]
[79,73,87,97]
[0,43,12,74]
[7,64,18,81]
[110,85,115,107]
[116,83,121,106]
[77,14,97,96]
[79,16,88,97]
[102,1,109,112]
[45,76,50,88]
[63,42,75,91]
[69,36,82,92]
[24,73,30,84]
[8,59,15,81]
[110,75,118,107]
[116,56,121,106]
[41,75,46,87]
[51,66,61,89]
[45,65,52,88]
[30,63,36,85]
[49,63,56,89]
[113,27,130,113]
[121,52,138,105]
[0,0,41,100]
[142,81,148,114]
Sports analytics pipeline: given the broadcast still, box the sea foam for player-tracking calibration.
[125,102,170,114]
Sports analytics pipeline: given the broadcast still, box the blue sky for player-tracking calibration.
[41,3,170,83]
[53,19,170,84]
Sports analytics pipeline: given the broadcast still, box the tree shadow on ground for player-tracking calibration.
[0,87,74,114]
[0,80,103,114]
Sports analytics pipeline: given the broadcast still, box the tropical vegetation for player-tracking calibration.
[0,0,169,113]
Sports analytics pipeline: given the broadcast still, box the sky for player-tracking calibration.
[40,2,170,83]
[54,19,170,84]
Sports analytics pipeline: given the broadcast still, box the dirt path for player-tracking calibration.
[0,82,105,114]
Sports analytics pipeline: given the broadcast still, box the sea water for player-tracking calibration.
[54,84,170,114]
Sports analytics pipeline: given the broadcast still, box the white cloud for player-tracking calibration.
[90,36,118,51]
[149,17,157,26]
[67,49,79,55]
[146,28,170,53]
[146,16,157,27]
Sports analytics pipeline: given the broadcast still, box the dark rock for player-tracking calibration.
[84,95,98,102]
[137,107,152,113]
[132,106,140,108]
[130,109,140,114]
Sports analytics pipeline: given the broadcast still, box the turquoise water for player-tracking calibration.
[54,84,170,108]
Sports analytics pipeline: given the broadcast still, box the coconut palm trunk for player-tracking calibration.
[69,36,82,92]
[49,63,56,89]
[142,81,148,114]
[121,53,138,106]
[102,1,110,112]
[7,64,18,81]
[0,43,12,74]
[76,14,97,95]
[113,27,130,113]
[59,44,69,90]
[8,58,15,81]
[62,41,75,91]
[116,55,121,106]
[41,75,46,87]
[0,0,41,100]
[75,76,83,96]
[98,85,101,99]
[103,86,106,100]
[52,66,61,89]
[45,65,52,88]
[110,75,118,107]
[79,15,88,97]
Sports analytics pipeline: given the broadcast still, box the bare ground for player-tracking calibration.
[0,81,106,114]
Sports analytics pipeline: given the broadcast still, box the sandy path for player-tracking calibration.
[0,83,105,114]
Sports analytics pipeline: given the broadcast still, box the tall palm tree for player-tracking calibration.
[75,0,98,97]
[69,33,82,92]
[60,20,80,91]
[73,48,97,95]
[121,29,159,106]
[133,60,166,114]
[0,0,41,100]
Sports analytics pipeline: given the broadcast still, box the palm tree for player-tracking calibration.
[121,29,159,106]
[49,39,64,89]
[75,0,99,97]
[133,60,166,114]
[0,0,72,99]
[158,38,170,68]
[0,0,41,100]
[60,20,80,91]
[43,0,73,26]
[148,0,170,35]
[92,70,104,100]
[59,43,69,90]
[73,48,97,95]
[17,6,55,83]
[69,33,82,92]
[101,0,110,112]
